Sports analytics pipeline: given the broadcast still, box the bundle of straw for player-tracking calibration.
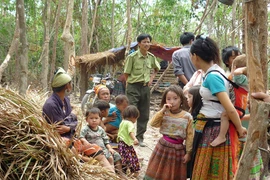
[0,88,119,180]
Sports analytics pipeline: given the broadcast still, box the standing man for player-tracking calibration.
[124,33,160,147]
[172,32,196,88]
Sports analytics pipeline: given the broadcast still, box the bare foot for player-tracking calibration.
[210,136,226,147]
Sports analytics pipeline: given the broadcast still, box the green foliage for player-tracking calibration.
[0,0,269,87]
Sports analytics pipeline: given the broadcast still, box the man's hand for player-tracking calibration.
[56,125,71,134]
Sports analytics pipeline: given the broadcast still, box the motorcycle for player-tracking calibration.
[81,74,114,114]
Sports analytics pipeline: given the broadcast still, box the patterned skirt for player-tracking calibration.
[118,141,140,173]
[192,114,236,180]
[144,137,186,180]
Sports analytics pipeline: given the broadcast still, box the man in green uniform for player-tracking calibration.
[124,33,160,147]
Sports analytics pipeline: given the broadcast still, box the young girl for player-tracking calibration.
[117,105,140,178]
[187,85,203,123]
[144,85,193,180]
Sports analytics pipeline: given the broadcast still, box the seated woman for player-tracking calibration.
[105,95,129,141]
[43,67,114,172]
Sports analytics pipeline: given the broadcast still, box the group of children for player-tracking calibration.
[79,84,141,178]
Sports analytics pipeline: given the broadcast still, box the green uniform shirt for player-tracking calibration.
[124,49,160,84]
[117,120,135,146]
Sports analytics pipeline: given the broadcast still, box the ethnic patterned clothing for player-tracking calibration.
[150,110,193,153]
[144,137,186,180]
[118,141,140,173]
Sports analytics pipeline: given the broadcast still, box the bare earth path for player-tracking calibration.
[134,112,162,179]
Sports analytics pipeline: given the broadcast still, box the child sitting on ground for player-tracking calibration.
[79,108,123,175]
[117,105,141,178]
[93,100,112,131]
[211,54,248,147]
[105,95,129,141]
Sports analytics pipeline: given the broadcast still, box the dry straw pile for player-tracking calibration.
[0,88,120,180]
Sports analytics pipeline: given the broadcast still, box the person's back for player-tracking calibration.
[172,32,196,88]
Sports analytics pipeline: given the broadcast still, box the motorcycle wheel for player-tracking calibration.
[81,91,96,115]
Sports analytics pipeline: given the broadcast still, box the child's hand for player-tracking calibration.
[237,126,247,138]
[111,112,117,118]
[183,153,191,164]
[133,138,139,145]
[108,148,115,155]
[161,104,172,114]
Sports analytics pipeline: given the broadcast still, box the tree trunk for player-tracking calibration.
[61,0,75,77]
[111,0,115,48]
[241,2,246,53]
[234,0,269,179]
[50,0,63,84]
[136,0,141,38]
[125,0,132,57]
[41,0,51,90]
[80,0,89,100]
[88,0,101,52]
[0,14,19,84]
[17,0,29,95]
[258,0,268,91]
[231,0,236,45]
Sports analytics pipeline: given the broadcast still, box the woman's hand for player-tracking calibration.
[56,125,70,134]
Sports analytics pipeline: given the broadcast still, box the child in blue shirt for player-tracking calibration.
[105,95,129,141]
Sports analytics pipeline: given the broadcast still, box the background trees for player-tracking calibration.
[0,0,269,92]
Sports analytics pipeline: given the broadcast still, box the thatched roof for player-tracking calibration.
[75,51,121,72]
[75,42,180,72]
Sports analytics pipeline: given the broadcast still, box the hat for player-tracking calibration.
[94,84,108,95]
[51,67,72,88]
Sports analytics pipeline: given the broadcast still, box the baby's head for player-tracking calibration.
[85,107,101,129]
[122,105,140,123]
[93,100,110,118]
[115,95,129,112]
[232,54,246,69]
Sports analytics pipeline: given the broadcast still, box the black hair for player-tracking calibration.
[160,85,189,111]
[222,46,241,68]
[190,35,221,65]
[115,94,129,105]
[85,107,101,117]
[180,32,195,45]
[93,100,110,111]
[122,105,140,119]
[188,85,203,120]
[137,33,152,42]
